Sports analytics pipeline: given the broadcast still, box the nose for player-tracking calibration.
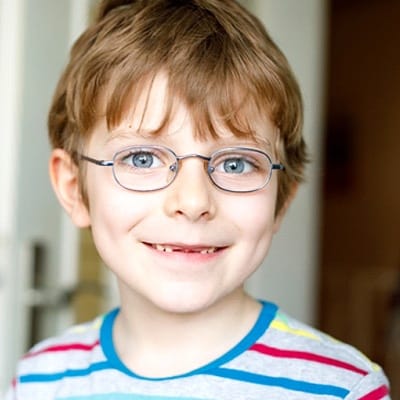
[163,158,216,222]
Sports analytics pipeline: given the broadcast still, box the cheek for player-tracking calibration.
[87,190,158,272]
[226,188,278,241]
[245,202,276,242]
[221,190,277,283]
[85,171,155,235]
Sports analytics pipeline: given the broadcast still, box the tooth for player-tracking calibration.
[200,248,216,254]
[154,244,217,254]
[155,244,173,253]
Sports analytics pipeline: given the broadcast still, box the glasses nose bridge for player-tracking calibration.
[176,153,211,164]
[174,153,212,172]
[170,153,214,183]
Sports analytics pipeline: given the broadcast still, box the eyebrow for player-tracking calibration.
[104,127,275,154]
[105,129,159,144]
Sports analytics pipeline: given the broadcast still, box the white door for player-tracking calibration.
[0,0,92,393]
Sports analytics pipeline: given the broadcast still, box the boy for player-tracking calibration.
[7,0,390,398]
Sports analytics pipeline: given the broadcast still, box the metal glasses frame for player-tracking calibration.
[80,145,285,193]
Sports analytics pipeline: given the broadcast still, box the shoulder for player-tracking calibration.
[267,311,380,371]
[254,309,390,398]
[16,313,105,377]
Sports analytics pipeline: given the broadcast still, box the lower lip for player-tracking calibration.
[143,243,226,263]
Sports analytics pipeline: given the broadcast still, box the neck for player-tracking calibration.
[113,287,261,377]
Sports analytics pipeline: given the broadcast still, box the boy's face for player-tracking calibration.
[53,75,285,314]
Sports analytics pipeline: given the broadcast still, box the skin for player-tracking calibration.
[49,75,292,377]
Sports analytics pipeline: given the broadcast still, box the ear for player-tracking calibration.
[273,183,299,233]
[49,149,91,228]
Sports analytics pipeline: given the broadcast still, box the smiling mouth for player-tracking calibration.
[146,243,221,254]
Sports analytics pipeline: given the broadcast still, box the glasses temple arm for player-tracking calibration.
[272,163,285,171]
[80,154,114,167]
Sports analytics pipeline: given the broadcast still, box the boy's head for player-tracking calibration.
[48,0,307,216]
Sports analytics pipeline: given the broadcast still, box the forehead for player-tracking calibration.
[97,73,277,149]
[118,73,181,133]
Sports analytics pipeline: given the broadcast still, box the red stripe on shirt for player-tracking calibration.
[358,385,390,400]
[23,340,100,359]
[250,343,368,375]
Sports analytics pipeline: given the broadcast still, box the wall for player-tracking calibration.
[246,0,327,325]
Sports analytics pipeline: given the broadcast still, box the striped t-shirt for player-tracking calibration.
[6,301,390,399]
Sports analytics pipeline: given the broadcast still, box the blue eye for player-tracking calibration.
[122,151,162,168]
[217,157,256,174]
[223,158,245,173]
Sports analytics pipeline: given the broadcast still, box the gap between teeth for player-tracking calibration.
[153,244,216,254]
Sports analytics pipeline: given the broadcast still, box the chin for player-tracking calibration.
[149,286,223,315]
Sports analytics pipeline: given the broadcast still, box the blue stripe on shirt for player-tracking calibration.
[20,361,111,383]
[209,368,350,398]
[20,364,350,399]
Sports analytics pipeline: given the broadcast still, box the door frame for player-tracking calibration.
[0,0,93,393]
[0,0,25,392]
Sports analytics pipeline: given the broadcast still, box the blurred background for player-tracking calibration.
[0,0,399,395]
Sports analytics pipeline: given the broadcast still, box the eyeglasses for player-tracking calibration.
[80,145,284,193]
